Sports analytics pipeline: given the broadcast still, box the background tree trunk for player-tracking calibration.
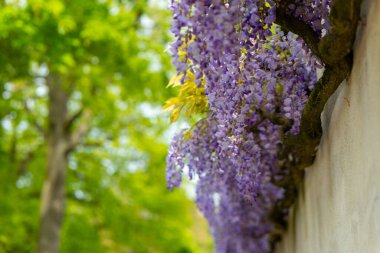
[37,74,69,253]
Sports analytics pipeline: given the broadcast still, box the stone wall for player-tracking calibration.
[275,1,380,252]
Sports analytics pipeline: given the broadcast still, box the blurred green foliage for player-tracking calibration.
[0,0,213,252]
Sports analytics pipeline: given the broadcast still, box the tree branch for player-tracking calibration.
[247,107,294,134]
[17,150,35,175]
[260,107,294,133]
[66,110,92,153]
[65,107,84,131]
[80,139,103,148]
[300,55,351,139]
[275,2,322,60]
[268,0,363,249]
[318,0,363,65]
[23,100,46,137]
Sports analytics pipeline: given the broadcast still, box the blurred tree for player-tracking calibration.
[0,0,212,253]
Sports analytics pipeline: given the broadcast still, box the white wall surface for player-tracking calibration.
[275,0,380,252]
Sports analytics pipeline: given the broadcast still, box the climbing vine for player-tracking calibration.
[165,0,362,252]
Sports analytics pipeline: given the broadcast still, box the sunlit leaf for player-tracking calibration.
[164,70,208,123]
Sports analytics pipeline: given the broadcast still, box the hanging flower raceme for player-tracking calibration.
[166,0,330,252]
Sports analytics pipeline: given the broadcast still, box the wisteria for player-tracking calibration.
[166,0,334,252]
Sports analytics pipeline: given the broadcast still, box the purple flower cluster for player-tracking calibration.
[287,0,332,36]
[167,1,327,252]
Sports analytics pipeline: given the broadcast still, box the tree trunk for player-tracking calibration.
[37,74,69,253]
